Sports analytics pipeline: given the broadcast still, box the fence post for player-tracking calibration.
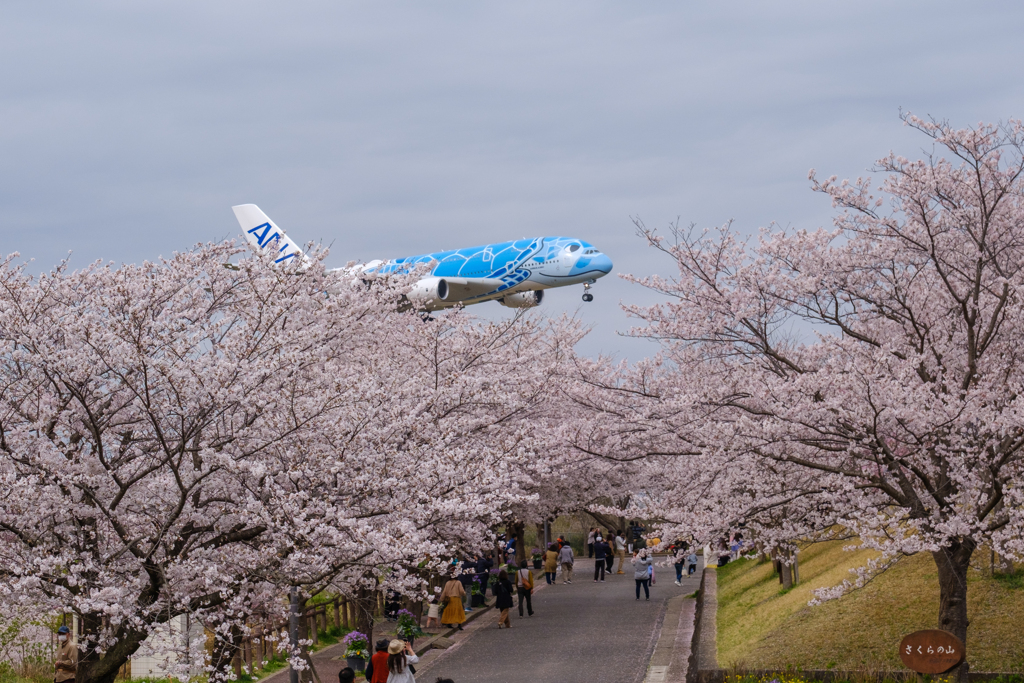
[333,600,341,630]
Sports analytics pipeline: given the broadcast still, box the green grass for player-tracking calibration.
[716,542,1024,672]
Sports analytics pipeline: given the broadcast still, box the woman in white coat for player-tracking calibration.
[385,639,419,683]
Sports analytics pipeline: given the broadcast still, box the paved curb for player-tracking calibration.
[696,567,718,671]
[644,595,696,683]
[413,597,497,656]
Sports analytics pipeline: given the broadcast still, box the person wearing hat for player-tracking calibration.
[54,626,76,683]
[361,639,390,683]
[385,639,418,683]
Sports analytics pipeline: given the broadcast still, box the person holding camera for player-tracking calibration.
[385,639,419,683]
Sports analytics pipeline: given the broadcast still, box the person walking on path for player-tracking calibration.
[385,639,419,683]
[543,544,559,585]
[493,569,515,628]
[440,576,467,630]
[54,625,76,683]
[593,536,610,581]
[601,532,614,573]
[633,549,653,600]
[672,541,686,586]
[458,557,476,612]
[558,541,574,584]
[587,528,596,558]
[515,563,535,617]
[614,531,628,574]
[363,639,391,683]
[687,551,699,576]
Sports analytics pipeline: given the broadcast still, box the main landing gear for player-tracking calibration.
[582,280,594,302]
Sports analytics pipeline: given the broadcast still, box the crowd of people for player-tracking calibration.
[335,526,702,682]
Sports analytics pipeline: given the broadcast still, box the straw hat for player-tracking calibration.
[387,640,405,655]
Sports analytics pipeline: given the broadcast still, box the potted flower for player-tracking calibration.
[470,580,485,608]
[396,609,425,647]
[531,548,542,570]
[342,631,369,671]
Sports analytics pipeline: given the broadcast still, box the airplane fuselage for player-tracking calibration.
[230,205,612,311]
[360,236,613,309]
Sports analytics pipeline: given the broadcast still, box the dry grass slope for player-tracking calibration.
[716,541,1024,672]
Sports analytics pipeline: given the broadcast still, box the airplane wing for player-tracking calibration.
[440,277,506,301]
[231,204,310,267]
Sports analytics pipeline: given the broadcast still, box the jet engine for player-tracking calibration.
[499,290,544,308]
[408,277,450,305]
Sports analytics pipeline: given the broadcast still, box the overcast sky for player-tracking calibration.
[3,1,1023,358]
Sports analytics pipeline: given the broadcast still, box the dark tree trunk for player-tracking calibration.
[932,538,976,682]
[296,601,313,683]
[780,557,793,590]
[210,622,243,683]
[75,615,146,683]
[354,587,374,645]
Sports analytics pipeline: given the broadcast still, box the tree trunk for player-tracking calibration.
[790,550,799,586]
[354,588,374,645]
[75,615,147,683]
[780,559,793,590]
[296,602,313,683]
[210,622,243,683]
[932,538,976,682]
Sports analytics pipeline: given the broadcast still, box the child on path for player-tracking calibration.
[425,596,440,629]
[687,551,699,576]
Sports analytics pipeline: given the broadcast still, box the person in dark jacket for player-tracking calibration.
[459,557,476,612]
[475,553,494,597]
[362,639,389,683]
[493,569,515,628]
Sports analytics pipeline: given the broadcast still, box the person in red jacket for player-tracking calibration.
[361,639,390,683]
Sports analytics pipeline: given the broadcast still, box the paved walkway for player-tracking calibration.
[414,558,703,683]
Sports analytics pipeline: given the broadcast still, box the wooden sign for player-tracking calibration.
[898,630,965,674]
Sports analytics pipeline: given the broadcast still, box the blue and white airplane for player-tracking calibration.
[232,204,613,310]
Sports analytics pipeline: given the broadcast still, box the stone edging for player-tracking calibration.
[686,567,718,683]
[413,597,497,655]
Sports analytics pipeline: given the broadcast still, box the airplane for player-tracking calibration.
[231,204,613,311]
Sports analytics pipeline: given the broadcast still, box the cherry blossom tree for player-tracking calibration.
[0,243,582,683]
[572,116,1024,670]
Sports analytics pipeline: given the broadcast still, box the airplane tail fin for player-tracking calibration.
[231,204,310,267]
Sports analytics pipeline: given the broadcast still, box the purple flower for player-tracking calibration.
[342,631,368,646]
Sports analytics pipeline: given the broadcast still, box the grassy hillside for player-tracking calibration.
[716,541,1024,672]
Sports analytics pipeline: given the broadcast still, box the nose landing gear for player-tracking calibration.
[582,280,594,302]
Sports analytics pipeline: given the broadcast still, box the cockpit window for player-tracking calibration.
[568,244,580,253]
